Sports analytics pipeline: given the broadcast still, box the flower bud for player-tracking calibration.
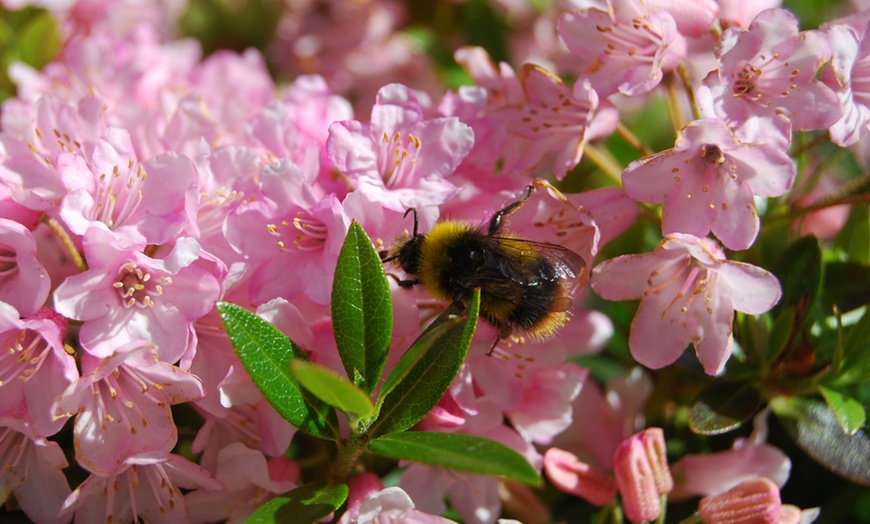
[613,434,663,522]
[543,447,617,506]
[637,427,673,495]
[698,477,782,523]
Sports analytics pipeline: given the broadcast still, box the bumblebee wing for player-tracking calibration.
[489,236,586,281]
[465,237,583,313]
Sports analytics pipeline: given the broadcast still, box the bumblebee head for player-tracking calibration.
[381,207,424,276]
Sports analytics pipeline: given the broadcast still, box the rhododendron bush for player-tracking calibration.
[2,0,870,522]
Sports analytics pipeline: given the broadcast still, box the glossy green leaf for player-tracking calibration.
[368,431,540,486]
[688,381,762,435]
[369,290,480,438]
[820,386,866,435]
[831,309,870,387]
[289,359,374,419]
[217,302,339,440]
[773,236,823,311]
[820,262,870,314]
[331,221,392,394]
[773,397,870,486]
[834,201,870,263]
[246,481,348,524]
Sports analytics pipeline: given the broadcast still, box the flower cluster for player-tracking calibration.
[0,0,866,522]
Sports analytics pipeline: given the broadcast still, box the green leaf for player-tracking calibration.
[834,201,870,263]
[831,309,870,387]
[17,11,61,68]
[217,302,339,440]
[369,290,480,438]
[688,381,762,435]
[331,221,392,394]
[246,481,348,524]
[773,235,823,311]
[289,359,374,419]
[819,386,866,435]
[820,262,870,314]
[767,308,795,364]
[368,431,540,486]
[772,397,870,486]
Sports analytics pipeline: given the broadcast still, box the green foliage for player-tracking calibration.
[331,221,393,394]
[219,224,530,522]
[0,7,61,101]
[216,302,340,441]
[368,432,540,486]
[245,481,349,524]
[688,381,762,435]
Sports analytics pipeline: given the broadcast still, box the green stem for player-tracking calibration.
[664,72,684,132]
[616,121,653,157]
[584,143,625,184]
[329,432,368,483]
[676,64,701,121]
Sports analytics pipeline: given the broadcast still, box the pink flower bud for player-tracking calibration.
[698,477,782,524]
[638,428,673,496]
[614,436,662,522]
[544,447,617,506]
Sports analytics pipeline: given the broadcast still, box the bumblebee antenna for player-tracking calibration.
[403,207,419,237]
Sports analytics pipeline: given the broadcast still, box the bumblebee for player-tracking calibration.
[383,185,585,343]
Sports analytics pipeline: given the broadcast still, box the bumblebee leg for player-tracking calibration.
[487,184,535,235]
[386,273,419,288]
[486,336,499,356]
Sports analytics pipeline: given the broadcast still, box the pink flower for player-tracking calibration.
[499,64,614,179]
[53,226,220,362]
[621,118,795,250]
[0,218,50,316]
[702,8,841,135]
[60,450,221,524]
[326,83,474,212]
[591,234,781,375]
[53,341,204,475]
[557,0,687,97]
[57,127,196,245]
[0,416,72,524]
[543,447,617,506]
[185,443,299,524]
[670,410,791,500]
[224,159,351,306]
[717,0,783,29]
[0,305,75,436]
[825,20,870,146]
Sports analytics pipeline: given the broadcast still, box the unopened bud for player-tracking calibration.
[698,477,782,523]
[543,447,617,506]
[614,436,662,522]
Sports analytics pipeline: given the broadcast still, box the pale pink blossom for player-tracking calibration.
[824,20,870,146]
[224,159,351,305]
[53,226,220,362]
[645,0,719,38]
[53,341,204,475]
[499,64,614,179]
[717,0,783,29]
[453,46,524,110]
[558,0,687,97]
[543,447,617,506]
[0,416,72,524]
[621,118,795,250]
[186,443,299,524]
[702,8,842,136]
[0,305,75,436]
[0,219,50,316]
[57,127,196,245]
[60,450,222,524]
[339,473,456,524]
[552,367,653,471]
[591,234,781,375]
[671,410,791,500]
[326,83,474,212]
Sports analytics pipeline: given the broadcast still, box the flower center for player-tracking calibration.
[267,211,328,252]
[93,159,146,229]
[113,262,168,308]
[0,329,49,386]
[380,131,422,187]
